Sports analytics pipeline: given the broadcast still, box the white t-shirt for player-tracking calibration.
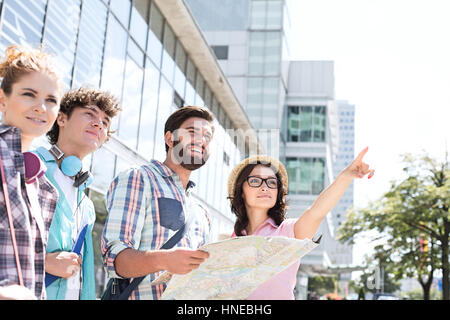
[53,168,89,300]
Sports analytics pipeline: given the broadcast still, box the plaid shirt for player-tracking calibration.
[0,125,58,299]
[101,160,211,300]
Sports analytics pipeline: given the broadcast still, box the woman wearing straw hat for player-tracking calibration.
[227,147,374,299]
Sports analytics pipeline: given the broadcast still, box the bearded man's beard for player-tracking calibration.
[171,140,209,171]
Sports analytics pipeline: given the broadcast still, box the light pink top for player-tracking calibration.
[231,217,299,300]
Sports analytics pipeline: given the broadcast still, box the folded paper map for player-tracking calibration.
[154,235,319,300]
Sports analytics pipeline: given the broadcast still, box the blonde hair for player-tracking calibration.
[0,44,62,95]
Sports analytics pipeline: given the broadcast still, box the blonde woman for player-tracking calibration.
[0,45,62,300]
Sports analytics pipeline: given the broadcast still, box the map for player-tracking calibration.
[153,235,319,300]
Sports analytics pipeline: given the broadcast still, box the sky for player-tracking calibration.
[288,0,450,265]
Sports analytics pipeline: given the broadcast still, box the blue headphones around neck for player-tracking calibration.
[49,145,93,191]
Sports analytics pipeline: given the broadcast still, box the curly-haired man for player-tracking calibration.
[33,87,121,300]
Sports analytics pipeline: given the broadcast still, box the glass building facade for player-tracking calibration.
[285,104,327,195]
[0,0,250,297]
[287,105,326,143]
[187,0,290,156]
[286,157,325,195]
[247,0,288,130]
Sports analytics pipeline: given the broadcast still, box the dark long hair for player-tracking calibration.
[230,162,288,236]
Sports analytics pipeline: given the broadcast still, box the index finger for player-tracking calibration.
[355,146,369,162]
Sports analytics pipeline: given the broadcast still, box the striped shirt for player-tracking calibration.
[101,160,210,300]
[0,125,58,299]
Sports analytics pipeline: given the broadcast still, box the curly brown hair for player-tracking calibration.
[0,44,62,95]
[230,162,288,236]
[47,87,121,145]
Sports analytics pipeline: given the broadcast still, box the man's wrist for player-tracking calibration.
[150,249,169,272]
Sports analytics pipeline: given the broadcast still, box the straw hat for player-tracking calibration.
[227,155,288,202]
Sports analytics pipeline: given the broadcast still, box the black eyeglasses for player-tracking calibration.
[246,176,278,189]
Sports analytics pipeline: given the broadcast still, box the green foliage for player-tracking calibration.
[400,287,442,300]
[307,275,337,296]
[337,152,450,300]
[402,288,423,300]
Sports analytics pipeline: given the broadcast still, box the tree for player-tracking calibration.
[362,223,440,300]
[338,152,450,300]
[307,275,337,297]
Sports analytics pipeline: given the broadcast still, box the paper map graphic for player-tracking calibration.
[153,235,319,300]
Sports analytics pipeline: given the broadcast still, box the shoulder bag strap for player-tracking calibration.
[117,210,194,300]
[0,155,24,286]
[117,167,194,300]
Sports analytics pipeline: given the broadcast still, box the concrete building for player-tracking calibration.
[331,100,355,267]
[283,60,341,298]
[325,100,356,292]
[0,0,262,297]
[333,100,355,232]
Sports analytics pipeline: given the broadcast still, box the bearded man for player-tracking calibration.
[101,106,214,300]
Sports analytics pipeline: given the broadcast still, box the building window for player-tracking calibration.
[250,0,283,30]
[287,105,326,142]
[153,76,175,160]
[73,0,107,88]
[313,106,326,142]
[223,151,230,166]
[42,0,81,89]
[204,85,212,109]
[118,56,144,150]
[137,58,160,160]
[248,31,281,76]
[147,1,163,67]
[211,45,229,60]
[195,72,205,106]
[173,91,184,108]
[130,0,149,50]
[174,41,187,97]
[161,22,175,82]
[110,0,131,28]
[101,14,127,113]
[0,0,46,51]
[286,157,325,195]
